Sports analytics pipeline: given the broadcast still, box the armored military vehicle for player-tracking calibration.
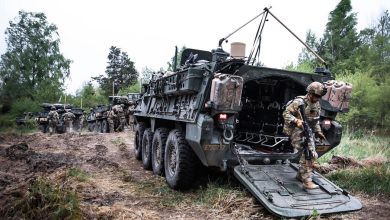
[87,104,110,133]
[71,108,85,131]
[132,8,361,218]
[15,112,36,126]
[36,103,71,133]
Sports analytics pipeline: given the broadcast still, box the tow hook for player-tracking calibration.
[223,125,234,142]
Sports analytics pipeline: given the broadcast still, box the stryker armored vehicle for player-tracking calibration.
[132,7,361,218]
[87,104,110,133]
[36,103,72,133]
[16,112,36,126]
[71,107,85,131]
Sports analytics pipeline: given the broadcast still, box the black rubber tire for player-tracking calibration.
[151,128,169,175]
[142,128,154,170]
[134,122,146,160]
[102,120,108,133]
[164,129,198,190]
[95,121,102,133]
[88,122,94,132]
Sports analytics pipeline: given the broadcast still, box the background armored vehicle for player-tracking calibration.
[132,8,360,218]
[87,104,110,133]
[71,107,85,131]
[36,103,72,133]
[15,112,36,126]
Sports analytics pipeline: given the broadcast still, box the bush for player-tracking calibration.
[336,71,390,132]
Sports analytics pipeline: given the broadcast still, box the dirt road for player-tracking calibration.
[0,131,388,219]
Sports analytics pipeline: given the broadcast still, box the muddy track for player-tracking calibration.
[0,131,388,219]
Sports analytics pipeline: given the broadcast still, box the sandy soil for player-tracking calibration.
[0,131,388,220]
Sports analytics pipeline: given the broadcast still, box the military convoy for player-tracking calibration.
[35,103,84,134]
[86,95,138,133]
[131,7,361,218]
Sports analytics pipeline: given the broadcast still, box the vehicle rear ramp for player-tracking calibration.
[234,163,362,218]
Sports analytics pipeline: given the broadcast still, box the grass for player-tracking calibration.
[14,177,83,219]
[127,174,249,209]
[110,137,123,145]
[68,167,90,182]
[318,132,390,196]
[326,162,390,196]
[319,132,390,162]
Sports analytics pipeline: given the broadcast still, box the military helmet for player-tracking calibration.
[51,106,56,110]
[306,82,327,97]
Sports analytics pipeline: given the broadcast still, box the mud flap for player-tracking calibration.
[234,164,362,218]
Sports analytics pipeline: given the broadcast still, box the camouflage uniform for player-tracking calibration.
[107,108,117,132]
[47,107,59,135]
[63,110,76,133]
[283,82,326,189]
[117,104,126,132]
[79,113,85,132]
[128,105,136,131]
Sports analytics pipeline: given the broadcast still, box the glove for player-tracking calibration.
[295,119,303,129]
[316,132,326,140]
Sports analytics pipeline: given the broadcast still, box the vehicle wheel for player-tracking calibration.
[164,129,198,190]
[88,122,94,132]
[102,120,108,133]
[142,128,154,170]
[152,127,169,175]
[134,122,146,160]
[95,121,102,133]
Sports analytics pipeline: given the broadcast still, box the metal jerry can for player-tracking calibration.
[210,73,243,111]
[323,80,353,112]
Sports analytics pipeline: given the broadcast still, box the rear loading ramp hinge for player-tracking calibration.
[233,164,362,217]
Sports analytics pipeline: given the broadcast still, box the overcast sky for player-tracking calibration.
[0,0,389,94]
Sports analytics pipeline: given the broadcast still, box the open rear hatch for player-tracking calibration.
[234,163,362,218]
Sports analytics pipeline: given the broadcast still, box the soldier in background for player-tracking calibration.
[128,104,136,131]
[117,104,126,131]
[283,82,327,190]
[107,106,117,133]
[79,113,85,133]
[63,109,76,133]
[47,106,59,135]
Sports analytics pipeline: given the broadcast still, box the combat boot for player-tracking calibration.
[303,181,319,189]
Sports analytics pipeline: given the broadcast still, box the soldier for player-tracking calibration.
[63,109,76,133]
[283,82,327,189]
[47,106,59,135]
[79,113,85,133]
[128,104,136,131]
[117,104,126,131]
[107,106,117,132]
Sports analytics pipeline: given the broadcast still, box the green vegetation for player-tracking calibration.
[13,177,82,219]
[319,132,390,162]
[0,11,71,111]
[92,46,139,97]
[68,167,90,182]
[319,132,389,196]
[326,163,390,196]
[289,0,390,132]
[125,174,247,208]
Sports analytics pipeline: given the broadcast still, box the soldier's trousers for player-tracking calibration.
[290,127,316,183]
[108,118,114,133]
[65,121,73,133]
